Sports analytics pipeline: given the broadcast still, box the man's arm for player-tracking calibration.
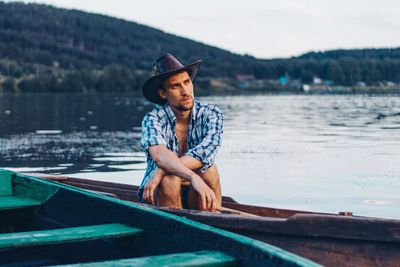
[144,145,219,211]
[150,145,199,181]
[179,155,203,170]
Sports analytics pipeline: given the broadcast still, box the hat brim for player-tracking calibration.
[142,60,202,105]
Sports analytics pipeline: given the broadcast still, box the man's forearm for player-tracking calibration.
[156,156,202,178]
[149,145,198,182]
[179,155,203,170]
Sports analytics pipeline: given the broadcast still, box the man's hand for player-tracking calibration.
[191,175,220,211]
[143,168,166,205]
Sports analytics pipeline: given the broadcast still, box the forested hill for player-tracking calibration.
[0,2,399,93]
[0,2,254,76]
[0,2,260,93]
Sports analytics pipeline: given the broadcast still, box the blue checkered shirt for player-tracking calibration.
[139,100,224,193]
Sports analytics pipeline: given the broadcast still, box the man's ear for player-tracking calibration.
[158,88,167,100]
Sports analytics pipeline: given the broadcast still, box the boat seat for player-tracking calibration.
[0,223,142,249]
[0,196,41,210]
[51,250,237,267]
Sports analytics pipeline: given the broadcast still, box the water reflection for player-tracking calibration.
[0,93,150,134]
[5,153,147,175]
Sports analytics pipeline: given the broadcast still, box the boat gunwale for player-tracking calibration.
[24,173,400,244]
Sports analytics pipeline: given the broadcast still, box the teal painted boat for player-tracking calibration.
[0,169,319,267]
[33,173,400,267]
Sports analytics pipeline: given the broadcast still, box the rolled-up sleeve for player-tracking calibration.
[141,112,167,156]
[185,106,224,173]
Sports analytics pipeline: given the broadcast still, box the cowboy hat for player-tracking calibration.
[142,54,202,104]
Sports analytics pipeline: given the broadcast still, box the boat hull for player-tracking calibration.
[29,173,400,267]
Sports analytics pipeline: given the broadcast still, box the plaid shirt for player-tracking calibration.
[139,100,224,192]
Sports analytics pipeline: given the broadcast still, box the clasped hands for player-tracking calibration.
[142,168,219,212]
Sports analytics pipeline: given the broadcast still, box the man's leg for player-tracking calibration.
[157,174,182,209]
[187,165,222,210]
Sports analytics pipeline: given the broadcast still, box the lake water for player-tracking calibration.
[1,93,399,219]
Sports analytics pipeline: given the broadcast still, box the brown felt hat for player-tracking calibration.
[142,54,202,104]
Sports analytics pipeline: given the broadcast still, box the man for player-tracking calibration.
[139,54,223,212]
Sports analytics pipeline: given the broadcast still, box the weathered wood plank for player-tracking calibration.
[52,250,237,267]
[0,223,142,249]
[22,172,68,181]
[0,196,41,210]
[0,170,12,196]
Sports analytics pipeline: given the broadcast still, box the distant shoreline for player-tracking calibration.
[1,87,400,97]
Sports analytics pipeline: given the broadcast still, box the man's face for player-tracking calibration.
[159,71,194,111]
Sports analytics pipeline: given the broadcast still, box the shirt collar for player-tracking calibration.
[163,102,176,123]
[191,100,198,122]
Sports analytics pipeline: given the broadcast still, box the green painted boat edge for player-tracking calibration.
[49,250,237,267]
[0,223,142,249]
[0,170,12,195]
[9,169,321,267]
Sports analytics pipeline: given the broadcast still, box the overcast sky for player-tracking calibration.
[8,0,400,59]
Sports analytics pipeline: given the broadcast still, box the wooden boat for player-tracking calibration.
[0,169,319,267]
[30,173,400,267]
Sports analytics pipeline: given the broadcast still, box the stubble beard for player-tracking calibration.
[175,98,194,111]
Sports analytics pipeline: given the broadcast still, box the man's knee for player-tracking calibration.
[199,165,220,183]
[159,175,181,198]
